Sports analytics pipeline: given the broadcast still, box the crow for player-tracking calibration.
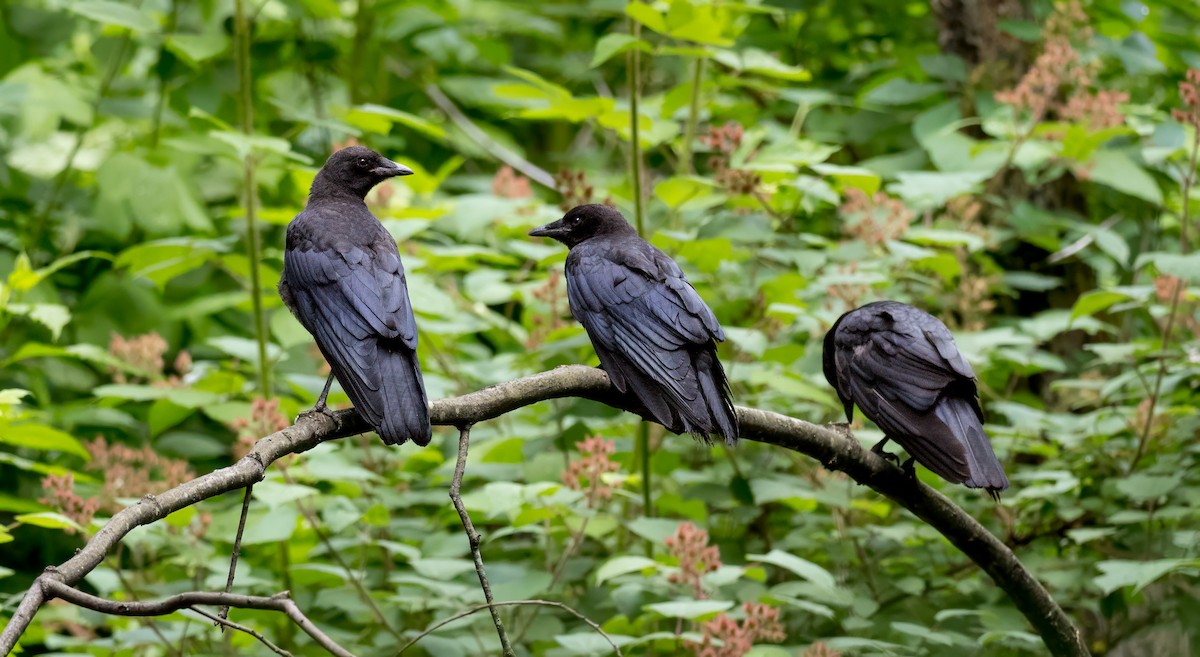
[529,204,738,445]
[823,300,1009,498]
[278,146,431,446]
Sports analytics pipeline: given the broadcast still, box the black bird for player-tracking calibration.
[278,146,431,446]
[529,204,738,445]
[823,301,1009,497]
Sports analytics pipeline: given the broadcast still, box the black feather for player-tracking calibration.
[530,204,738,445]
[279,146,431,447]
[823,301,1008,496]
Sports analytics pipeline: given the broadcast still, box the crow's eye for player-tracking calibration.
[569,216,582,225]
[356,157,369,168]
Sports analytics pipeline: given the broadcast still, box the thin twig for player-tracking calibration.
[397,599,622,656]
[218,484,254,623]
[279,467,403,640]
[189,606,294,657]
[40,580,353,657]
[449,426,514,656]
[1130,125,1199,472]
[0,366,1089,657]
[421,82,556,189]
[1047,214,1122,264]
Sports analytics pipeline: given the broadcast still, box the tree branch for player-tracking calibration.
[0,365,1088,657]
[398,599,622,656]
[449,426,514,656]
[38,579,352,657]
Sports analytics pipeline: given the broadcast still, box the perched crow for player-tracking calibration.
[823,301,1009,497]
[530,204,738,445]
[278,146,431,446]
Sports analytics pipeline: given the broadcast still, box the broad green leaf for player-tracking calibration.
[6,303,70,340]
[1094,559,1198,595]
[625,2,668,34]
[749,549,837,589]
[69,1,157,32]
[591,34,651,67]
[863,79,944,106]
[0,423,89,459]
[1088,151,1163,205]
[1071,290,1130,320]
[1116,473,1183,502]
[15,512,83,532]
[595,556,658,584]
[645,599,733,619]
[714,48,809,80]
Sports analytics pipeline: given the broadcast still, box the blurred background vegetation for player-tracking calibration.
[2,0,1199,655]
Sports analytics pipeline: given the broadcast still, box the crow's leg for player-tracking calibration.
[301,374,336,419]
[901,457,917,479]
[870,436,901,466]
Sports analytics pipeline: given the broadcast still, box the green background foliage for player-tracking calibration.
[2,0,1199,655]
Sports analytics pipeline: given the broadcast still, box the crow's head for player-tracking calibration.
[529,204,635,248]
[314,146,413,199]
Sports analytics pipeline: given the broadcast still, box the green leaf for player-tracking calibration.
[810,164,881,195]
[69,1,157,32]
[347,104,446,140]
[1071,290,1130,320]
[1094,559,1198,595]
[645,599,734,619]
[252,480,318,509]
[6,303,71,340]
[714,48,809,81]
[749,549,837,589]
[0,423,89,459]
[591,34,651,68]
[1116,473,1183,502]
[1088,151,1163,205]
[14,512,83,532]
[654,176,713,209]
[1139,252,1200,283]
[165,34,229,66]
[625,3,668,35]
[595,556,658,584]
[889,171,990,209]
[863,79,944,106]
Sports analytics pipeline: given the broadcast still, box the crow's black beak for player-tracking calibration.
[373,159,414,177]
[529,219,566,240]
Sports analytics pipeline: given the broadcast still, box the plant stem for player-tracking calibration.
[1130,128,1199,472]
[627,18,653,519]
[679,57,705,175]
[235,0,271,396]
[628,21,646,236]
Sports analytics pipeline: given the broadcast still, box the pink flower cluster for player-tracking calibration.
[561,435,621,505]
[689,602,786,657]
[665,521,722,599]
[108,332,191,386]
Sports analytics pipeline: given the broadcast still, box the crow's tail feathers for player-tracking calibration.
[689,350,739,447]
[373,340,431,447]
[934,396,1008,497]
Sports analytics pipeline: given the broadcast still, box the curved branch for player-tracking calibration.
[40,580,352,657]
[0,366,1088,657]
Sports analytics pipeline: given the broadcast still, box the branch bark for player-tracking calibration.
[0,365,1089,657]
[40,580,353,657]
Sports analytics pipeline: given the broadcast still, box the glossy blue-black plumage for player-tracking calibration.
[530,205,738,445]
[823,301,1008,497]
[278,146,430,446]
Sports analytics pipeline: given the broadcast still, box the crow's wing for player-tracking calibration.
[834,305,979,480]
[283,221,426,442]
[566,249,723,409]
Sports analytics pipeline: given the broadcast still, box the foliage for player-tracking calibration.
[1,0,1199,655]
